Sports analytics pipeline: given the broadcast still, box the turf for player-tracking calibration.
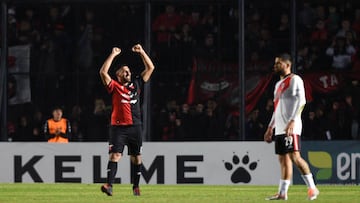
[0,184,358,203]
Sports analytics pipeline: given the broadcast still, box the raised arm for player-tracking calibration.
[132,44,155,82]
[99,47,121,86]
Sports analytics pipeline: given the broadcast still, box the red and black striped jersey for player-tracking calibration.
[106,77,143,126]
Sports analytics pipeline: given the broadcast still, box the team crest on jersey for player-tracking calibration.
[280,83,285,89]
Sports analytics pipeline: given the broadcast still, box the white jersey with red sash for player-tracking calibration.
[268,74,306,136]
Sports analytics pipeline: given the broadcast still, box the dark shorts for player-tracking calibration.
[274,134,301,155]
[108,125,142,155]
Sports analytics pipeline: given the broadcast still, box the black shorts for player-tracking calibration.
[274,134,301,155]
[108,125,142,155]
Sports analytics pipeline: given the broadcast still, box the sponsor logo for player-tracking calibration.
[224,152,258,183]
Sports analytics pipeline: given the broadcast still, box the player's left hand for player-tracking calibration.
[132,44,143,53]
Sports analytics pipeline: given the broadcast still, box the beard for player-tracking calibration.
[118,75,131,84]
[120,75,131,84]
[274,67,285,76]
[124,75,131,82]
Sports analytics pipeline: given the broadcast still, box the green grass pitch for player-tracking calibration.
[0,184,358,203]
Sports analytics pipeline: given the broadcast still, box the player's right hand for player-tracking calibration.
[264,127,273,143]
[112,47,121,55]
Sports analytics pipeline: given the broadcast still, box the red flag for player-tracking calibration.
[245,73,273,114]
[187,58,197,104]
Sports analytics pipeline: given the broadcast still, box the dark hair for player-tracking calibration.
[116,64,129,72]
[119,64,128,68]
[52,106,63,112]
[278,53,292,63]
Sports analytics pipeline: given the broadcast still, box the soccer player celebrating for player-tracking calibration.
[264,53,319,200]
[99,44,154,196]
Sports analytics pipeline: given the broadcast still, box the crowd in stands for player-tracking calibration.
[3,1,360,142]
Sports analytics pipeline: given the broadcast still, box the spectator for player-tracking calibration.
[343,94,359,139]
[13,115,33,141]
[158,99,179,141]
[74,8,98,71]
[204,99,226,140]
[152,4,182,68]
[309,42,332,70]
[161,110,178,141]
[32,109,45,141]
[336,19,357,40]
[257,28,277,61]
[199,5,218,37]
[325,36,356,70]
[71,120,83,142]
[224,110,240,140]
[191,103,207,140]
[221,6,239,62]
[8,7,18,45]
[314,5,327,21]
[296,44,312,72]
[352,50,360,71]
[44,106,71,143]
[258,98,274,135]
[85,98,110,141]
[171,23,194,68]
[176,103,192,140]
[70,105,83,123]
[345,30,358,51]
[326,99,344,140]
[17,7,41,45]
[314,106,331,140]
[185,9,202,42]
[273,13,290,53]
[351,9,360,39]
[194,32,218,59]
[245,11,262,51]
[310,19,328,49]
[302,110,317,140]
[327,5,340,36]
[152,4,182,45]
[245,109,264,140]
[246,51,269,73]
[298,2,315,33]
[7,121,17,142]
[43,5,67,35]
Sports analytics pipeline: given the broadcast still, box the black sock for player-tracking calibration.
[107,161,117,186]
[132,163,142,188]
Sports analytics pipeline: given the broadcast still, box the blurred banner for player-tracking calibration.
[187,59,239,111]
[187,58,360,115]
[7,45,31,105]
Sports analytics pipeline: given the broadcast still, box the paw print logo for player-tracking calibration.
[224,152,258,183]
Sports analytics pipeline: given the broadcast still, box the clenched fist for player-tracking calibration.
[112,47,121,55]
[132,44,144,53]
